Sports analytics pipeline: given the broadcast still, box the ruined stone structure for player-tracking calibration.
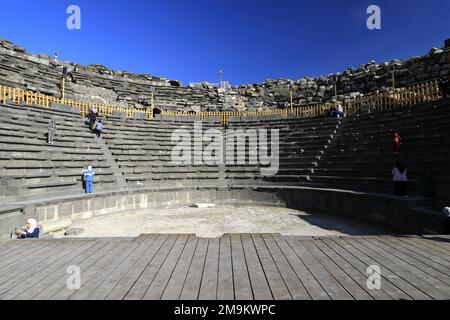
[1,38,449,112]
[0,38,449,241]
[0,41,450,302]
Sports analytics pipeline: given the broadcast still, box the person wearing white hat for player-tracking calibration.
[17,218,40,239]
[442,207,450,234]
[83,165,95,194]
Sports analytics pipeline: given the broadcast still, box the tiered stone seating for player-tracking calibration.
[1,97,449,213]
[0,103,117,202]
[101,118,223,187]
[311,99,450,196]
[225,117,340,185]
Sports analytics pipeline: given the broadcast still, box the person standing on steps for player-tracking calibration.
[88,108,98,131]
[439,78,450,98]
[393,132,402,155]
[337,103,345,118]
[95,120,103,139]
[47,117,56,144]
[392,161,408,198]
[83,166,95,194]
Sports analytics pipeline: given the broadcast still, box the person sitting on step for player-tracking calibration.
[16,219,40,239]
[329,105,337,118]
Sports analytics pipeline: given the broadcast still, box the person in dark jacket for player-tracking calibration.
[88,108,98,131]
[17,219,40,239]
[440,78,449,98]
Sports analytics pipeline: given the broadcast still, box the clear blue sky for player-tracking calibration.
[0,0,449,85]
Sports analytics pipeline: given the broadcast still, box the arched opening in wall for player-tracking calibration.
[169,80,182,87]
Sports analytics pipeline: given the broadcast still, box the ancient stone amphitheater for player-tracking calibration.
[0,38,449,300]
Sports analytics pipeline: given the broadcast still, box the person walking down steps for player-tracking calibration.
[95,120,103,139]
[47,117,56,144]
[83,166,95,194]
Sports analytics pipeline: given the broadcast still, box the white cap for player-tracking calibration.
[443,207,450,216]
[88,166,92,170]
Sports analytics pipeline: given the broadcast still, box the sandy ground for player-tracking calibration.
[64,204,387,238]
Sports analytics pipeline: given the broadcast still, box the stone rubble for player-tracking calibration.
[0,38,448,112]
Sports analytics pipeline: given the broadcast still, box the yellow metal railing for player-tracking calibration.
[0,80,442,125]
[0,86,153,120]
[345,80,441,115]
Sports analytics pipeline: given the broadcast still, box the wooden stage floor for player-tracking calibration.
[0,234,449,300]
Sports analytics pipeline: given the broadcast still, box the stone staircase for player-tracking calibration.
[95,136,127,190]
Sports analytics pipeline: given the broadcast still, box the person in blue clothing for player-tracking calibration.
[16,219,40,239]
[83,165,95,194]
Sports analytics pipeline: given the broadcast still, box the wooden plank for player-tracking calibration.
[88,235,156,300]
[321,238,412,300]
[217,234,234,300]
[106,234,168,300]
[313,239,391,300]
[259,234,317,300]
[74,238,147,300]
[412,236,450,252]
[19,241,113,300]
[339,238,433,300]
[262,234,311,300]
[301,239,373,300]
[161,235,198,300]
[0,241,15,251]
[230,234,253,300]
[400,237,450,255]
[0,241,38,259]
[240,234,272,300]
[380,236,450,273]
[352,237,450,299]
[283,237,353,300]
[143,234,189,300]
[0,240,97,299]
[0,240,54,271]
[125,234,179,300]
[421,236,450,249]
[179,238,208,300]
[47,241,126,300]
[400,237,450,262]
[0,241,60,279]
[370,237,450,285]
[198,237,220,300]
[0,240,85,295]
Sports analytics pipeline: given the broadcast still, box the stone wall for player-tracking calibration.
[0,39,222,112]
[232,45,450,110]
[0,38,449,112]
[0,186,446,239]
